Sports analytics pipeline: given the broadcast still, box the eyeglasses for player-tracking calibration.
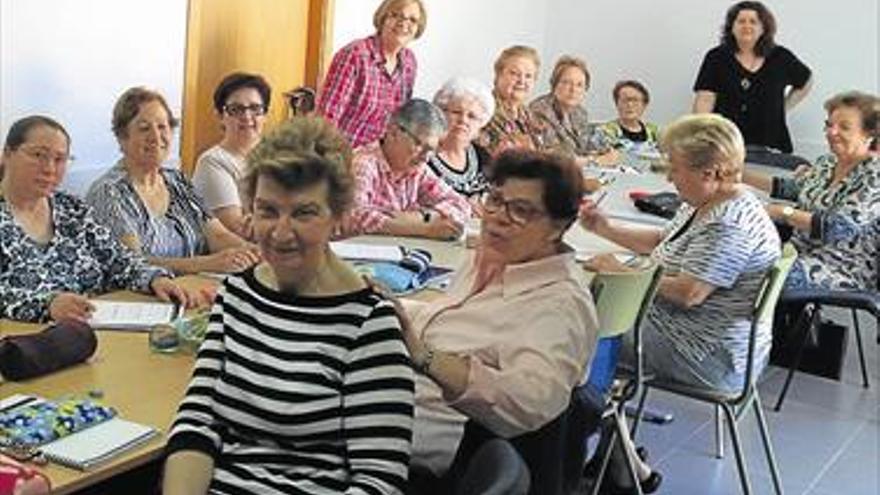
[618,96,645,105]
[223,103,267,117]
[387,11,420,26]
[18,145,74,166]
[482,187,547,226]
[397,124,436,156]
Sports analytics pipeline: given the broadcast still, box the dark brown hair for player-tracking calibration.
[3,115,70,151]
[213,72,272,114]
[721,1,777,57]
[824,91,880,151]
[612,80,650,105]
[488,149,584,223]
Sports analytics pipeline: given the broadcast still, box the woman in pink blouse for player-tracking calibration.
[390,150,600,482]
[317,0,425,148]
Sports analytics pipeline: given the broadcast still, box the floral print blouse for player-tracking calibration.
[0,191,171,322]
[773,154,880,290]
[478,95,545,156]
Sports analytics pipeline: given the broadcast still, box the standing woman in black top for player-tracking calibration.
[693,1,812,153]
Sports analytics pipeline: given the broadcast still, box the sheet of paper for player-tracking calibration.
[88,300,180,330]
[330,242,403,262]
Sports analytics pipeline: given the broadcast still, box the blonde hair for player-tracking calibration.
[493,45,541,77]
[661,114,745,183]
[373,0,427,39]
[243,117,353,215]
[550,55,590,92]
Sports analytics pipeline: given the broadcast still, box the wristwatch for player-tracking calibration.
[781,205,795,223]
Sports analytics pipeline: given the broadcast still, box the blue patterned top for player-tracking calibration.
[85,160,212,258]
[773,154,880,290]
[0,191,171,322]
[647,191,781,374]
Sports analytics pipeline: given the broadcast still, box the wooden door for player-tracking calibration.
[180,0,331,176]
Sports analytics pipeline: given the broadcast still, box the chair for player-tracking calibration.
[454,438,530,495]
[772,281,879,411]
[631,243,797,495]
[583,257,664,495]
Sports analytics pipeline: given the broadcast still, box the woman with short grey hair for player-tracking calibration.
[343,98,472,239]
[429,77,495,200]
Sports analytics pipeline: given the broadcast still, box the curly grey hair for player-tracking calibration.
[432,77,495,127]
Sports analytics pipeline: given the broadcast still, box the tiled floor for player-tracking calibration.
[629,308,879,495]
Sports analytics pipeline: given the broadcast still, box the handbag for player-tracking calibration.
[0,322,97,381]
[633,192,682,219]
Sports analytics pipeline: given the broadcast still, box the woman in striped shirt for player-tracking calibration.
[163,117,415,495]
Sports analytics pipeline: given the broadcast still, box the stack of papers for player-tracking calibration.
[88,300,182,331]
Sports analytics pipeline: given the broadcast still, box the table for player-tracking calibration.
[0,276,216,495]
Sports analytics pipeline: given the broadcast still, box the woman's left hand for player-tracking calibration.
[363,276,424,355]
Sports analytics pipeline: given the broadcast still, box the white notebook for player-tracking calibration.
[41,417,158,470]
[88,300,183,331]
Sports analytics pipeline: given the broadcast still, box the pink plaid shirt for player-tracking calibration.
[343,142,472,236]
[317,35,417,148]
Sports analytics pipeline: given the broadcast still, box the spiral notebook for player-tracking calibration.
[40,417,158,470]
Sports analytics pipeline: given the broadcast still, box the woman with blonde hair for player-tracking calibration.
[479,45,545,155]
[317,0,426,148]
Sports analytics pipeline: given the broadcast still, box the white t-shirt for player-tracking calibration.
[191,145,246,211]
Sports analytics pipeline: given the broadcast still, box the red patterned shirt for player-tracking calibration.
[343,142,472,236]
[317,35,417,148]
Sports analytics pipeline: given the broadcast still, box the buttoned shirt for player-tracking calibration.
[409,247,599,475]
[343,142,471,236]
[317,35,417,148]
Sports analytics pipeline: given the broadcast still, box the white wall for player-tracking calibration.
[331,0,548,100]
[331,0,880,159]
[0,0,187,195]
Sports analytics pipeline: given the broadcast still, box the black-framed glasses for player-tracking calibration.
[397,124,436,156]
[18,145,74,166]
[482,187,547,226]
[223,103,267,117]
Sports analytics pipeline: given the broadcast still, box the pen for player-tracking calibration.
[594,191,608,207]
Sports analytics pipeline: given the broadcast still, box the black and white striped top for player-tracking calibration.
[167,269,414,495]
[648,191,780,374]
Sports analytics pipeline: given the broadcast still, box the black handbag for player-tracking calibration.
[633,192,682,219]
[0,321,97,381]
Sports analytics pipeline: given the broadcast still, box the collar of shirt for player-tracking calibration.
[367,34,409,78]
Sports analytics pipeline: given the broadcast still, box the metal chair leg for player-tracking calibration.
[851,309,869,389]
[630,386,650,439]
[774,305,819,412]
[615,410,644,495]
[714,404,724,459]
[722,403,753,495]
[590,419,617,495]
[752,391,784,495]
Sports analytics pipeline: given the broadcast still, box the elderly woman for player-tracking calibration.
[86,87,259,275]
[191,72,272,235]
[390,150,598,481]
[693,1,812,153]
[599,80,661,150]
[580,114,780,492]
[0,116,190,323]
[317,0,425,148]
[163,117,414,495]
[344,98,471,239]
[529,56,617,167]
[478,45,545,156]
[428,77,494,200]
[743,91,880,290]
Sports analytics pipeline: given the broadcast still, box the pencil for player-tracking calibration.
[594,190,608,206]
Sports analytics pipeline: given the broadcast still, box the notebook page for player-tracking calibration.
[88,300,181,330]
[40,417,158,470]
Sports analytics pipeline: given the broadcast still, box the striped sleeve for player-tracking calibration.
[342,301,414,495]
[679,220,753,289]
[166,293,227,459]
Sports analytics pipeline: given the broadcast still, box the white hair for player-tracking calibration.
[432,77,495,127]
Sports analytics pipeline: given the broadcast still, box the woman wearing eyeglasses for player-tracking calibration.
[343,98,471,240]
[317,0,425,148]
[86,87,259,276]
[191,72,271,236]
[0,116,195,323]
[390,150,598,489]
